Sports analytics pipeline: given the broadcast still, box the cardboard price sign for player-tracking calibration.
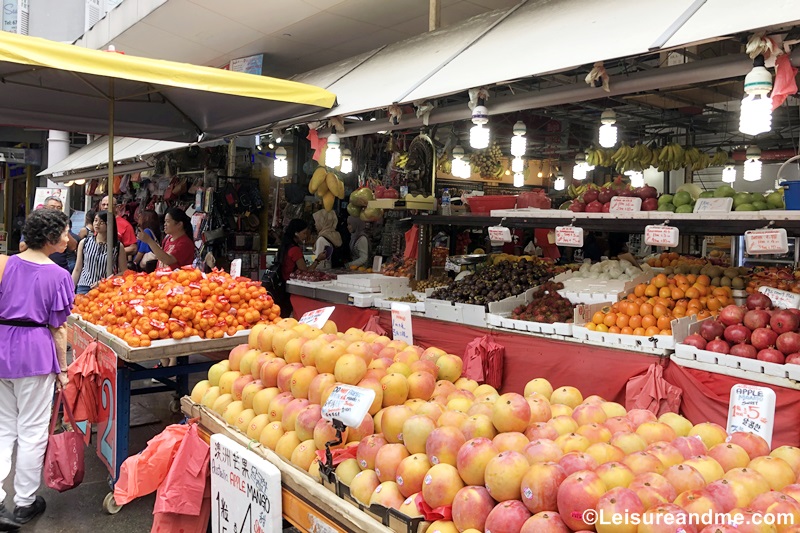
[609,196,642,213]
[758,286,800,310]
[694,197,733,213]
[321,384,376,428]
[391,303,414,345]
[211,434,282,533]
[745,229,789,255]
[644,225,680,247]
[555,226,584,247]
[488,226,512,243]
[298,306,335,329]
[726,384,776,446]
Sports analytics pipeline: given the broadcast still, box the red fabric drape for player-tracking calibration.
[291,295,379,331]
[663,363,800,448]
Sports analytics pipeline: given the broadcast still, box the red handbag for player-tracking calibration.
[44,390,85,492]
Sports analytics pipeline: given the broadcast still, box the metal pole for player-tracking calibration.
[428,0,441,31]
[107,81,115,276]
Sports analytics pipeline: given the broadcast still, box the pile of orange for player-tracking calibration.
[585,273,733,336]
[73,267,281,347]
[645,252,708,268]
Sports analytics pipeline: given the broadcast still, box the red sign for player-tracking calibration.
[95,342,118,478]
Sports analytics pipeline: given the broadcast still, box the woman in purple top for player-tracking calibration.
[0,209,74,528]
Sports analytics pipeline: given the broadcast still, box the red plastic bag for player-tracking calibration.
[153,424,209,516]
[462,335,505,389]
[151,482,211,533]
[404,225,419,260]
[626,363,682,416]
[414,493,452,521]
[362,315,387,336]
[113,423,189,506]
[44,391,85,492]
[772,54,798,110]
[63,341,103,424]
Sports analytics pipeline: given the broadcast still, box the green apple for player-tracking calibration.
[675,204,694,213]
[699,191,715,198]
[752,201,768,210]
[657,204,676,212]
[767,191,785,209]
[714,185,736,198]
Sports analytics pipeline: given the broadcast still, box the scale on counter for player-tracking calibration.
[318,384,375,481]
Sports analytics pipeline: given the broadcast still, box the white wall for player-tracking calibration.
[29,0,84,42]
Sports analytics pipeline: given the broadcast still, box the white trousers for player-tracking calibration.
[0,374,55,507]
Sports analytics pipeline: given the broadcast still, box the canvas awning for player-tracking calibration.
[289,0,800,122]
[38,137,187,182]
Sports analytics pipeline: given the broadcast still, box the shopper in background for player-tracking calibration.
[0,208,74,528]
[19,197,78,272]
[98,195,137,257]
[77,210,96,242]
[72,211,127,295]
[279,219,317,281]
[346,215,369,268]
[137,207,195,270]
[132,209,162,273]
[311,209,341,271]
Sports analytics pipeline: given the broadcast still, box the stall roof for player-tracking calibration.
[291,0,800,121]
[39,136,186,180]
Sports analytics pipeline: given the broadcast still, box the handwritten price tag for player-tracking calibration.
[555,226,584,247]
[298,306,335,329]
[229,258,242,278]
[693,198,733,213]
[644,225,680,247]
[372,256,383,273]
[609,196,642,213]
[758,286,800,309]
[488,226,512,243]
[391,303,414,345]
[745,229,789,255]
[321,384,376,428]
[726,384,775,446]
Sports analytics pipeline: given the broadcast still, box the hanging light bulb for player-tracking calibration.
[572,152,594,181]
[510,121,527,157]
[325,132,341,168]
[625,170,644,188]
[511,157,524,173]
[452,145,470,179]
[469,104,490,149]
[553,176,565,191]
[65,181,74,186]
[513,172,525,187]
[743,145,762,181]
[599,109,618,148]
[739,55,773,136]
[340,149,353,174]
[274,147,288,177]
[722,165,737,183]
[74,178,86,186]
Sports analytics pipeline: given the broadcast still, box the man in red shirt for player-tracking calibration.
[99,195,137,257]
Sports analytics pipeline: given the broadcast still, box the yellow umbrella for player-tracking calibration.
[0,31,336,272]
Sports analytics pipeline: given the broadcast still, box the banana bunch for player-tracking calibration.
[609,142,660,173]
[586,147,614,167]
[437,155,452,175]
[656,142,686,173]
[395,152,409,168]
[683,147,711,171]
[568,182,599,199]
[710,149,729,167]
[308,166,344,211]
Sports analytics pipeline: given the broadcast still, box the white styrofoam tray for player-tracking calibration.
[486,312,572,336]
[286,279,334,288]
[374,298,425,313]
[670,353,800,390]
[673,343,800,381]
[572,325,675,352]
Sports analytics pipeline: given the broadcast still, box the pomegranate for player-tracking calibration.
[746,292,772,310]
[718,305,745,327]
[635,185,658,199]
[723,324,751,345]
[585,200,604,213]
[776,332,800,356]
[569,201,586,212]
[786,353,800,365]
[789,308,800,319]
[743,309,771,331]
[757,348,786,364]
[730,343,758,359]
[597,189,616,204]
[602,202,611,213]
[750,327,778,350]
[582,189,599,203]
[641,198,658,211]
[706,339,731,354]
[770,310,800,334]
[682,334,707,350]
[698,320,725,342]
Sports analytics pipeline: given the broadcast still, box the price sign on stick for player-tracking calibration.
[211,434,282,533]
[727,384,776,446]
[391,303,414,345]
[644,225,680,248]
[555,226,584,247]
[745,229,789,255]
[230,258,242,278]
[488,226,512,243]
[609,196,642,213]
[298,306,335,329]
[321,384,376,428]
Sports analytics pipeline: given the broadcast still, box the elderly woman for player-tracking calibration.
[346,216,369,268]
[0,208,74,527]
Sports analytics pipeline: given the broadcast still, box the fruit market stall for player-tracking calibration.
[182,319,800,533]
[67,267,282,504]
